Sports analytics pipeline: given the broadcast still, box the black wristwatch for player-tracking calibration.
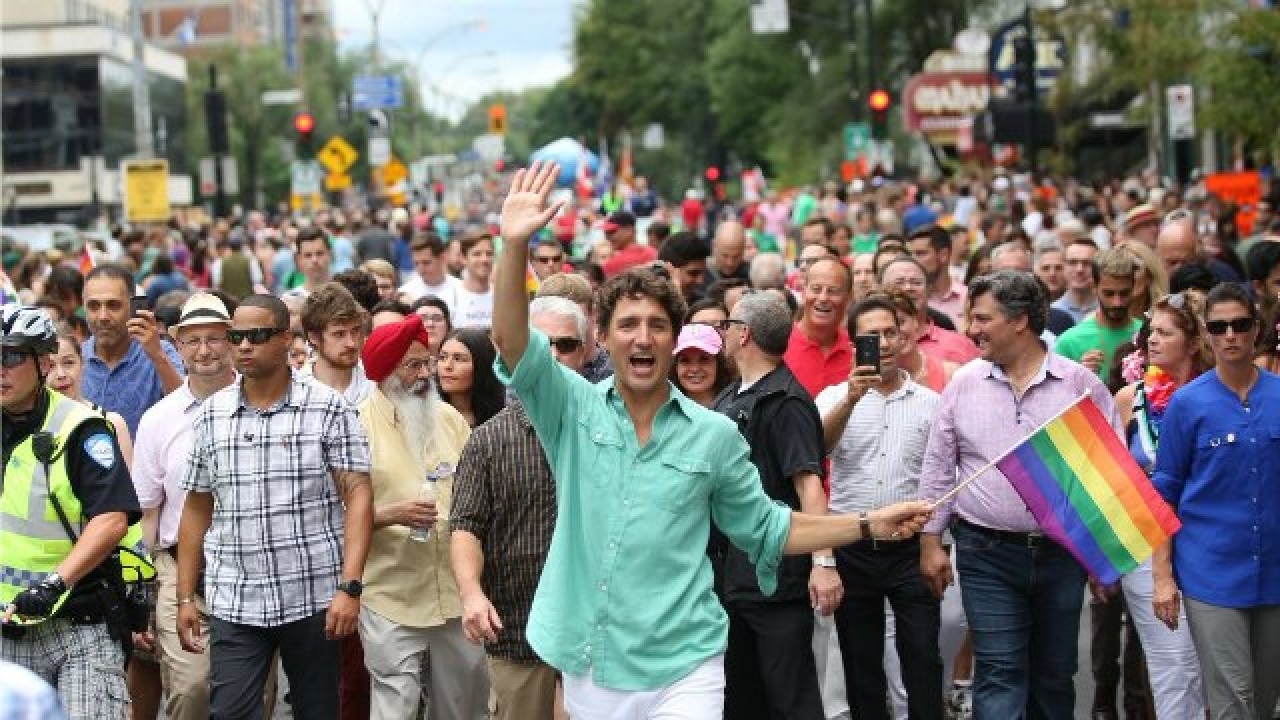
[859,511,873,541]
[337,579,363,598]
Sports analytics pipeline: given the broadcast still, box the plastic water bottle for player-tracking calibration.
[408,472,439,543]
[408,462,454,542]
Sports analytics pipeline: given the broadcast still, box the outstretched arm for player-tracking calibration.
[491,161,562,371]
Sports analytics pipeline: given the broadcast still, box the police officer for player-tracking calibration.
[1,304,142,718]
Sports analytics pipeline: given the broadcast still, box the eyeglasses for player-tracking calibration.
[417,312,447,325]
[535,255,565,265]
[890,277,927,288]
[399,357,434,373]
[1163,208,1194,227]
[724,319,748,331]
[177,335,229,351]
[226,327,289,345]
[1,349,31,369]
[548,336,583,353]
[1165,291,1187,311]
[1205,317,1256,336]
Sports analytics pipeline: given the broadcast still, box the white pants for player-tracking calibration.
[358,608,489,720]
[562,654,724,719]
[812,613,849,719]
[885,552,968,720]
[1121,559,1205,720]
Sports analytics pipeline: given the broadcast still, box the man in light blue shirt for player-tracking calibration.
[482,162,932,718]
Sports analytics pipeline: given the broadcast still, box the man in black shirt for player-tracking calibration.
[713,291,835,719]
[1,305,141,717]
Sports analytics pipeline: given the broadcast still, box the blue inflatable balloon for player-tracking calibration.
[530,138,599,187]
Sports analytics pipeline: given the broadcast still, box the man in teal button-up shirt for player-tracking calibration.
[484,162,932,718]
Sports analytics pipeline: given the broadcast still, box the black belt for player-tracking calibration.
[846,534,920,551]
[956,518,1047,549]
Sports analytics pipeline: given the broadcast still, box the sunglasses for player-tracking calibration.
[1,348,31,369]
[1205,317,1255,336]
[227,327,289,345]
[535,255,564,264]
[548,336,583,353]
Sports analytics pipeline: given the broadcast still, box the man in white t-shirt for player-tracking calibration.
[398,232,461,316]
[453,232,495,329]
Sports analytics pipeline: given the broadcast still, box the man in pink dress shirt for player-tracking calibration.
[916,271,1118,720]
[907,225,967,330]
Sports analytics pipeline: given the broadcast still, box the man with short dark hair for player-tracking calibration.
[818,295,945,720]
[81,263,185,435]
[300,283,374,406]
[530,239,567,282]
[176,294,374,720]
[919,271,1117,720]
[658,231,709,303]
[1052,240,1100,323]
[284,228,334,300]
[1054,248,1142,384]
[715,291,835,719]
[908,225,966,328]
[399,232,462,311]
[455,233,495,328]
[490,162,931,717]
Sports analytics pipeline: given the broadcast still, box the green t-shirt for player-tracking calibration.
[852,233,879,255]
[1053,314,1143,385]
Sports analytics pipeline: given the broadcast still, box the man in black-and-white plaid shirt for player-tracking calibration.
[173,294,374,720]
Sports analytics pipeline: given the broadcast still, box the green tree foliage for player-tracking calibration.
[1199,7,1280,155]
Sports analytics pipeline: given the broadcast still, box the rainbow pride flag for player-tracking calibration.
[994,396,1181,584]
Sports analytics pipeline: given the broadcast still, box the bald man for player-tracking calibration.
[991,243,1076,338]
[1156,219,1243,284]
[700,220,751,294]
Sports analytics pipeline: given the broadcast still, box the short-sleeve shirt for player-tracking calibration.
[496,329,792,691]
[1053,314,1143,386]
[783,324,853,399]
[601,244,658,278]
[132,381,202,549]
[182,373,371,627]
[81,336,185,437]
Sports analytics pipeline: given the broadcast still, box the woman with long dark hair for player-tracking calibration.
[435,327,504,427]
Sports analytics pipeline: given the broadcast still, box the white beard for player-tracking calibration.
[384,375,441,466]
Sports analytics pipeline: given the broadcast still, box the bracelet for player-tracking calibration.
[858,511,873,541]
[178,597,196,605]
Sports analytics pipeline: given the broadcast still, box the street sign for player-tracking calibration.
[290,160,324,196]
[1166,84,1195,141]
[318,136,359,174]
[123,159,171,223]
[383,158,408,187]
[325,173,352,191]
[369,137,391,167]
[750,0,789,34]
[261,89,303,106]
[472,134,505,162]
[199,157,239,196]
[642,123,665,150]
[843,122,871,161]
[352,75,403,110]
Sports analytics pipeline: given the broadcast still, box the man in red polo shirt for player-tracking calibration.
[783,256,854,398]
[600,210,657,277]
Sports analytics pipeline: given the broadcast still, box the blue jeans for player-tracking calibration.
[953,521,1086,720]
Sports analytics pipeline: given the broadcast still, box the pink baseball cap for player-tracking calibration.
[675,323,723,356]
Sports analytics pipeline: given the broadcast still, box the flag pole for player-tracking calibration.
[929,391,1092,509]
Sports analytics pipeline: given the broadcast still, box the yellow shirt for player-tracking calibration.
[358,389,471,627]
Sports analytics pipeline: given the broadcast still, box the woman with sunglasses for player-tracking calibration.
[1112,292,1211,720]
[435,328,505,428]
[47,331,135,469]
[1147,283,1280,719]
[670,323,731,408]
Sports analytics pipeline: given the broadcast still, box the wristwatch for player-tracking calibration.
[858,511,873,541]
[337,579,363,598]
[812,555,837,568]
[43,572,67,594]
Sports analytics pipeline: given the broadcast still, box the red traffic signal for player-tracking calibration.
[293,112,315,135]
[868,90,891,112]
[704,166,721,183]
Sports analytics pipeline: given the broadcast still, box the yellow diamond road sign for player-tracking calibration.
[318,136,359,174]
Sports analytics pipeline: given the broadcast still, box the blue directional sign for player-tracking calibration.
[352,75,404,110]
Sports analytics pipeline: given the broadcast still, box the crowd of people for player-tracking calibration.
[1,161,1278,720]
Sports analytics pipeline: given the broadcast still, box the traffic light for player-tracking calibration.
[868,89,892,140]
[205,89,229,154]
[294,111,315,153]
[704,166,721,183]
[488,104,507,135]
[1012,33,1036,102]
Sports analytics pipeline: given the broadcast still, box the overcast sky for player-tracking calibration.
[331,0,576,121]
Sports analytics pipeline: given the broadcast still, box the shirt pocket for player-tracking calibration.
[640,457,710,514]
[578,417,624,488]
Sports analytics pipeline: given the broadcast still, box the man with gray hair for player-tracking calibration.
[714,291,836,718]
[451,295,591,720]
[918,270,1118,720]
[749,252,788,291]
